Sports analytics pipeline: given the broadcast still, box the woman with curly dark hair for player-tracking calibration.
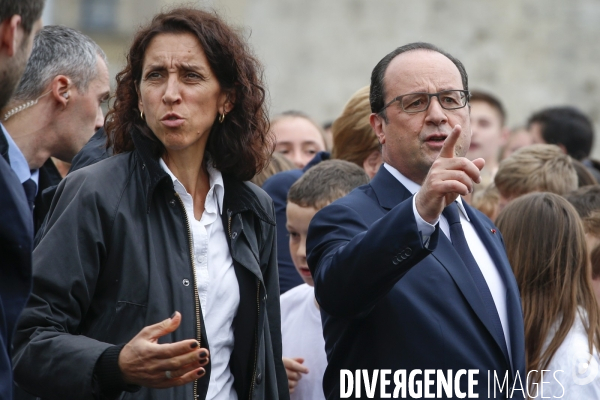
[13,8,288,400]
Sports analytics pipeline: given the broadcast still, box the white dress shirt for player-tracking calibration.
[160,158,239,400]
[383,163,512,358]
[280,284,327,400]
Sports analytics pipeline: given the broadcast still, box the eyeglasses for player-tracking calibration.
[379,90,470,114]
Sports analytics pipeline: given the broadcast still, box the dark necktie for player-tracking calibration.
[442,202,507,351]
[22,178,36,211]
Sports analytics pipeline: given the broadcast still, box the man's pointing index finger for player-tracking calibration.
[438,124,462,159]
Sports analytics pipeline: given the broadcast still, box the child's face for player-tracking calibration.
[286,202,319,286]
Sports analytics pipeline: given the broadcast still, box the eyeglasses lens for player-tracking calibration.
[401,91,467,113]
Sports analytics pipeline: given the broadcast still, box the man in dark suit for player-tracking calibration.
[1,25,110,233]
[307,42,525,399]
[0,1,44,399]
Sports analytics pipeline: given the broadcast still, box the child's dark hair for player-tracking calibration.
[287,160,369,210]
[565,185,600,218]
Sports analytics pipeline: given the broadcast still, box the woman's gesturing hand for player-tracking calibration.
[118,312,209,388]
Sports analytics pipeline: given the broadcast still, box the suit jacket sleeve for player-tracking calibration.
[306,196,440,318]
[12,171,115,400]
[0,158,33,400]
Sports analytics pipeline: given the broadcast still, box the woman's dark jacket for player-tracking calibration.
[12,132,289,400]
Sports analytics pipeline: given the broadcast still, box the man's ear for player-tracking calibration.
[0,15,23,57]
[370,113,386,145]
[51,75,71,107]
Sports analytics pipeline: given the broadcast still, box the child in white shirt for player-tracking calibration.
[280,160,370,399]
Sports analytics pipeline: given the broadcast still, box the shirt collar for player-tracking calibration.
[383,163,470,221]
[1,123,38,187]
[159,157,225,214]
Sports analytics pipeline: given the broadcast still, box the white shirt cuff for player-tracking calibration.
[412,194,438,247]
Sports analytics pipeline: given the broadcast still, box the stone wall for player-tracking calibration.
[48,0,600,155]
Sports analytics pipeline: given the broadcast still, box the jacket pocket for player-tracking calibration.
[105,301,147,344]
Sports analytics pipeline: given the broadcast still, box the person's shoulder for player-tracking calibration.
[242,180,272,204]
[69,127,112,173]
[262,169,303,194]
[55,153,135,209]
[302,151,330,171]
[0,155,22,191]
[280,284,313,314]
[38,154,137,241]
[245,181,277,218]
[548,313,595,366]
[336,183,373,205]
[568,311,597,352]
[543,314,600,398]
[281,283,313,301]
[0,157,32,239]
[314,183,375,218]
[66,153,133,187]
[223,177,276,226]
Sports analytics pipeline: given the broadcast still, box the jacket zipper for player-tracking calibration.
[227,210,260,400]
[176,193,202,400]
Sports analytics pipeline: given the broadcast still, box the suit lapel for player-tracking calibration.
[431,234,511,367]
[369,167,413,210]
[371,167,515,370]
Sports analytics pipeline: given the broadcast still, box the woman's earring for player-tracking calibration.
[140,110,145,120]
[219,113,225,123]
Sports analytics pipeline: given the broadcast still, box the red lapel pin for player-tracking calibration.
[490,229,496,234]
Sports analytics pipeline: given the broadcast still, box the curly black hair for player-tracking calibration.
[106,7,272,181]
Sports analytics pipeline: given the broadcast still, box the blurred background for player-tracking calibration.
[43,0,600,154]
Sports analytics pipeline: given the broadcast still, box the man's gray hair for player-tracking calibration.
[13,25,108,101]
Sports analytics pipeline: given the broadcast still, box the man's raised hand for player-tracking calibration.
[415,124,485,223]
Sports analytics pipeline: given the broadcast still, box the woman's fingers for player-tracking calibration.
[149,348,209,373]
[137,312,182,342]
[119,314,209,388]
[152,366,207,389]
[152,340,208,360]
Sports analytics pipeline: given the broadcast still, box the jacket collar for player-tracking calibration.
[131,131,171,213]
[383,163,471,221]
[222,174,275,225]
[131,130,275,225]
[369,165,413,210]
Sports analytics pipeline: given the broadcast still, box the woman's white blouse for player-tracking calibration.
[161,158,239,400]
